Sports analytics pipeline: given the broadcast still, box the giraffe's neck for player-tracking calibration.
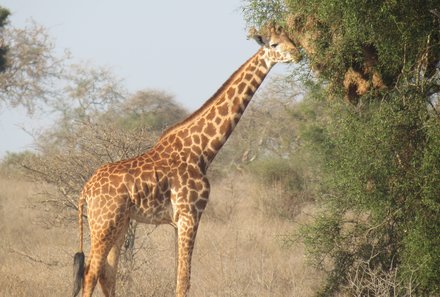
[156,48,274,170]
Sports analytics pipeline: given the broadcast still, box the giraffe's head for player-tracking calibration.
[250,24,302,65]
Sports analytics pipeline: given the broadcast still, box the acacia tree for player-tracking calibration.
[0,18,66,113]
[243,1,440,296]
[243,0,440,102]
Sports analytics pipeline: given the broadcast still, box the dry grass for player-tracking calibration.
[0,173,323,296]
[0,177,76,296]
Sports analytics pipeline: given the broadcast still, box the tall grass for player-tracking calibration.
[0,173,322,296]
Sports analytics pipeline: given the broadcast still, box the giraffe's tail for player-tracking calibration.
[73,252,84,297]
[73,195,85,297]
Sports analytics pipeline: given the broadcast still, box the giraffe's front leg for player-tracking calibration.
[175,214,200,297]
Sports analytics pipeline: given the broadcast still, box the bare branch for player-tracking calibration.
[8,247,59,267]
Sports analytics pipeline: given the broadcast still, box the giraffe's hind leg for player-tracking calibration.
[82,218,129,297]
[99,219,129,297]
[82,243,105,297]
[82,195,130,297]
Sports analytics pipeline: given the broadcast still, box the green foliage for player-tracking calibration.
[243,1,440,295]
[0,7,9,27]
[244,0,440,94]
[0,6,10,72]
[401,112,440,292]
[298,87,440,295]
[241,0,287,28]
[290,0,439,82]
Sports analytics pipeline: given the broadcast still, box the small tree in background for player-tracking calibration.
[22,79,186,218]
[115,89,187,131]
[0,19,66,113]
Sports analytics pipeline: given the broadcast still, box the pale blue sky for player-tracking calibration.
[0,1,287,157]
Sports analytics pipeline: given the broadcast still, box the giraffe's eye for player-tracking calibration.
[270,43,279,48]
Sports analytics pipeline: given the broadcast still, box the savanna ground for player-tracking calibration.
[0,172,323,297]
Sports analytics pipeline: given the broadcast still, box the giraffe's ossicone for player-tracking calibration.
[72,24,301,297]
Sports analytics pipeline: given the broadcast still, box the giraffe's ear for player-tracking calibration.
[248,27,267,46]
[253,34,266,46]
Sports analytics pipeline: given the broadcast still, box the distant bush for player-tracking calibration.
[0,151,34,178]
[249,158,306,218]
[251,158,303,192]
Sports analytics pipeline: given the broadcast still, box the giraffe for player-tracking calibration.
[72,24,302,297]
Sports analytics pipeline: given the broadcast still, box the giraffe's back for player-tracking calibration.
[81,152,174,226]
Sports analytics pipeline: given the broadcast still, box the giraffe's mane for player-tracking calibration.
[157,49,262,141]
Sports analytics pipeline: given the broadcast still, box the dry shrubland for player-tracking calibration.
[0,172,323,297]
[0,69,323,295]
